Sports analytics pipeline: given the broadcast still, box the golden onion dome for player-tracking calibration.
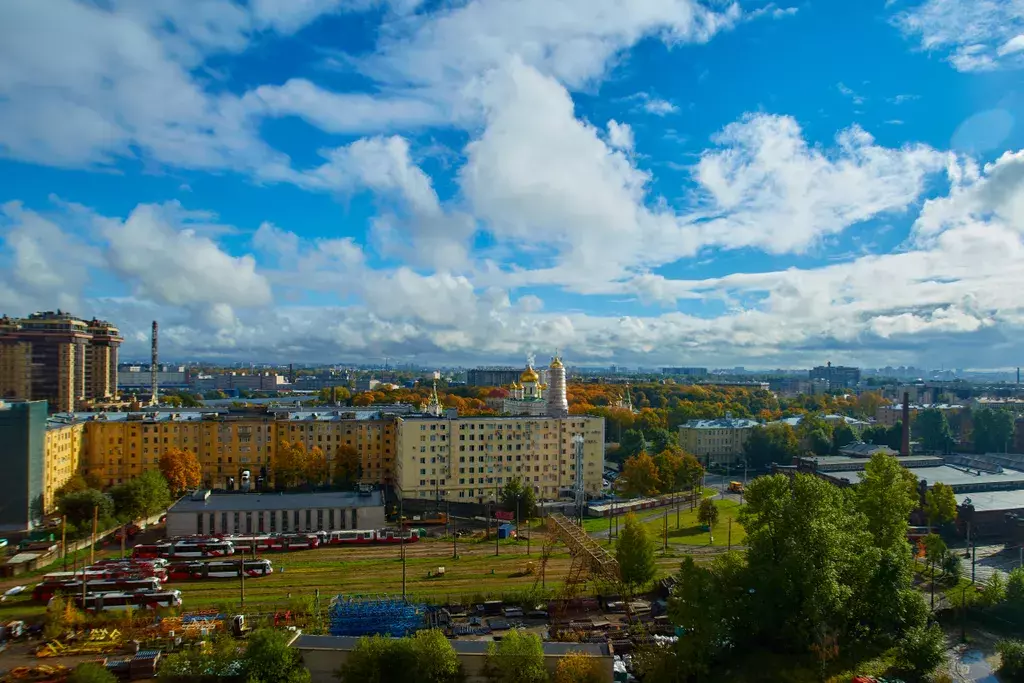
[550,357,563,369]
[520,367,539,383]
[510,381,520,390]
[539,383,548,390]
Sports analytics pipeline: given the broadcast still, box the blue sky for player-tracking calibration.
[1,0,1023,369]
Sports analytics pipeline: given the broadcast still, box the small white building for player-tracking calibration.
[165,490,387,537]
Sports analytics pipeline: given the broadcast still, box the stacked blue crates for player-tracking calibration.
[328,595,425,637]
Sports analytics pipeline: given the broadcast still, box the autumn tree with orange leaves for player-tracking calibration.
[620,452,662,497]
[333,444,362,488]
[305,445,329,486]
[275,440,310,488]
[554,652,605,683]
[159,447,202,495]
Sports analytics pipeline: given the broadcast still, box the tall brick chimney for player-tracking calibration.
[901,391,910,457]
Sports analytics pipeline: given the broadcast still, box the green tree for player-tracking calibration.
[243,629,311,683]
[157,635,241,682]
[831,423,857,452]
[1007,567,1024,604]
[739,473,871,651]
[981,572,1007,606]
[336,634,417,683]
[797,413,834,456]
[857,453,918,554]
[973,407,1016,454]
[57,489,114,527]
[914,408,953,453]
[109,470,172,522]
[486,629,546,683]
[922,534,947,580]
[68,662,117,683]
[942,552,963,583]
[55,473,89,500]
[500,476,537,518]
[410,629,461,683]
[697,498,719,528]
[865,422,905,451]
[997,640,1024,680]
[895,623,947,682]
[666,554,747,678]
[742,423,801,470]
[619,428,677,460]
[678,452,705,496]
[924,482,957,528]
[616,513,656,588]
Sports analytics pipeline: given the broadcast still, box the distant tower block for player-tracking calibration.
[546,352,569,418]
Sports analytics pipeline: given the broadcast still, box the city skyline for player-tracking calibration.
[1,1,1023,369]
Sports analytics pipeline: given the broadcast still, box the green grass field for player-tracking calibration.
[638,498,746,548]
[583,498,746,549]
[0,524,710,621]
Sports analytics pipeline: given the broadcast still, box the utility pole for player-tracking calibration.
[608,502,613,545]
[663,509,668,552]
[90,505,98,566]
[61,515,67,572]
[448,496,456,560]
[400,495,407,600]
[676,492,680,529]
[240,553,245,607]
[972,541,976,583]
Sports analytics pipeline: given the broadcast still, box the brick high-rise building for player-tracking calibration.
[0,311,123,412]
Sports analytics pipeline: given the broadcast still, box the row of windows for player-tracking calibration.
[417,421,593,431]
[196,507,360,534]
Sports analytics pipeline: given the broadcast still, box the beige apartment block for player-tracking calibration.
[393,415,604,503]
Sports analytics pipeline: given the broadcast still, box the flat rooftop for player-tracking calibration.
[799,455,944,472]
[168,490,384,513]
[824,465,1024,492]
[955,491,1024,513]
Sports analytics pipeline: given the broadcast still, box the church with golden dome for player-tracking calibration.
[503,353,569,418]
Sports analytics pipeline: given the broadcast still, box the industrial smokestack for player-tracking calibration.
[901,391,910,457]
[151,321,159,406]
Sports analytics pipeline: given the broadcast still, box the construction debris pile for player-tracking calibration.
[36,628,123,658]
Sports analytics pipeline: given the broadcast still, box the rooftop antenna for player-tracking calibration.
[573,434,586,525]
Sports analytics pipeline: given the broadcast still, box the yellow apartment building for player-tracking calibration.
[42,417,84,513]
[678,417,760,466]
[273,413,395,485]
[43,409,605,505]
[393,415,605,503]
[60,409,395,490]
